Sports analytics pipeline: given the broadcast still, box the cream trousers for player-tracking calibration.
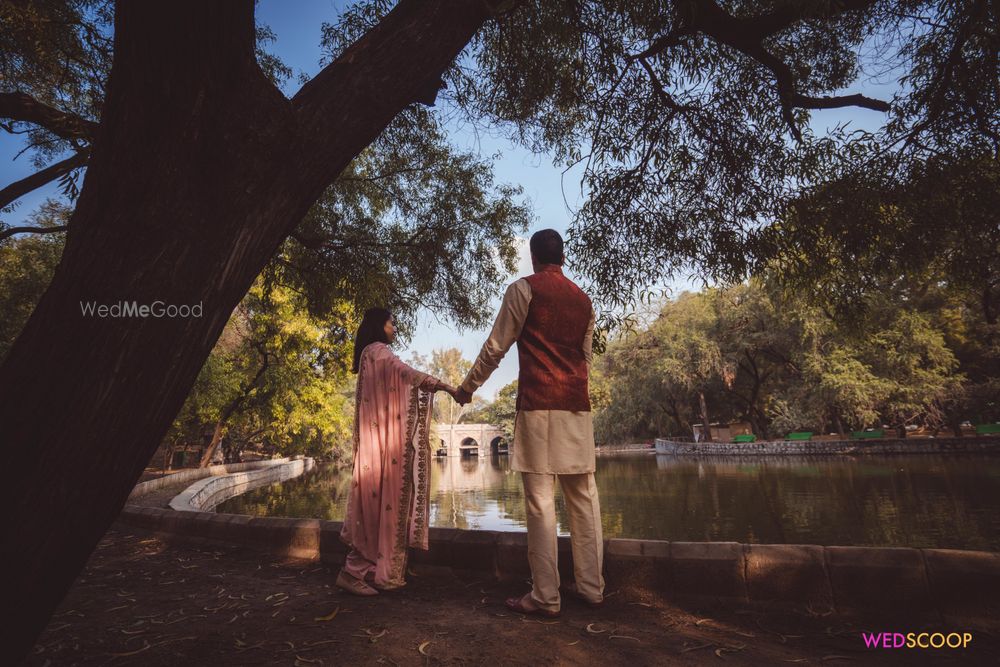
[522,472,605,612]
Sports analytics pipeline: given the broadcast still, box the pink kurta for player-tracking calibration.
[340,342,436,589]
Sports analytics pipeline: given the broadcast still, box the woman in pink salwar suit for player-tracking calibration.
[337,308,457,596]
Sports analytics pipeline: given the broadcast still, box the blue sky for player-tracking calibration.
[0,1,899,399]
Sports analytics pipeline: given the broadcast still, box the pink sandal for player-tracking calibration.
[336,569,378,596]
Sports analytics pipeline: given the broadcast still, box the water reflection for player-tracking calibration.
[215,453,1000,550]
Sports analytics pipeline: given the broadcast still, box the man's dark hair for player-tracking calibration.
[529,229,564,266]
[352,307,392,373]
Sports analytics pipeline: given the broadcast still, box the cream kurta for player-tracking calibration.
[460,278,596,474]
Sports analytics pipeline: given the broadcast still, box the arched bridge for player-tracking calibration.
[434,423,509,457]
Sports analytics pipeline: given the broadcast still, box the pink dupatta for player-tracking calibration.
[340,342,435,588]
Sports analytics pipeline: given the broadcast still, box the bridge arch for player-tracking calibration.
[490,435,508,456]
[460,437,479,457]
[435,423,506,458]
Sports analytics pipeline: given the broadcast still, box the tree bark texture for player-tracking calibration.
[698,391,711,441]
[0,0,490,661]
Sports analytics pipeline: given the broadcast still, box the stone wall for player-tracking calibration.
[169,457,315,512]
[655,437,1000,456]
[127,457,299,500]
[120,475,1000,627]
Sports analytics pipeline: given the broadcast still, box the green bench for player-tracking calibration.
[976,423,1000,435]
[785,431,813,441]
[851,429,885,439]
[733,434,756,443]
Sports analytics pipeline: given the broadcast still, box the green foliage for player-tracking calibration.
[462,380,517,441]
[409,347,471,424]
[758,156,1000,322]
[439,1,1000,318]
[595,291,724,442]
[595,280,986,443]
[0,202,67,358]
[5,2,997,454]
[167,275,357,462]
[283,105,530,334]
[0,0,110,170]
[2,7,531,463]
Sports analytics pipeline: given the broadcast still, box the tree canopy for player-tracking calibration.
[4,1,997,322]
[446,0,998,316]
[594,279,992,444]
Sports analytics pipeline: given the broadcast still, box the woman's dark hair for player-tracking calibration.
[352,307,392,373]
[529,228,564,265]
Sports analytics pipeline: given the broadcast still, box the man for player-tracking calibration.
[455,229,604,617]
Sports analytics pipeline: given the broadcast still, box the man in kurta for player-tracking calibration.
[455,229,604,617]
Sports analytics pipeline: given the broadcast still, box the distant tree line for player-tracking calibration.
[594,276,998,443]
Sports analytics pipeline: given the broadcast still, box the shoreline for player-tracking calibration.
[652,436,1000,456]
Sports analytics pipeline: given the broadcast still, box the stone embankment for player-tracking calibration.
[655,436,1000,456]
[119,458,1000,628]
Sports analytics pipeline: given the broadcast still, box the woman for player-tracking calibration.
[338,308,457,595]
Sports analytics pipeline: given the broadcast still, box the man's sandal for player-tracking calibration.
[336,569,378,596]
[562,582,604,609]
[504,593,560,618]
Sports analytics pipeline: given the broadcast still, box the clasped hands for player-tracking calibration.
[432,381,473,405]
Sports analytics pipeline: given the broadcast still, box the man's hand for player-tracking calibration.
[436,382,458,397]
[454,387,473,405]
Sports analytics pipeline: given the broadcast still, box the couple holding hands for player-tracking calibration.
[338,230,604,617]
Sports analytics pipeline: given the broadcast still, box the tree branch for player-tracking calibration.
[788,92,892,112]
[290,0,492,192]
[0,150,89,210]
[0,224,68,243]
[629,0,889,140]
[0,92,98,141]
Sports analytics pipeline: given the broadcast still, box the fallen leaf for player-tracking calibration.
[235,640,265,651]
[586,623,607,634]
[418,641,431,656]
[610,635,640,642]
[107,641,150,657]
[314,606,340,622]
[566,640,580,646]
[680,642,713,653]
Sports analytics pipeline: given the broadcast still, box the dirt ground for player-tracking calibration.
[21,523,999,666]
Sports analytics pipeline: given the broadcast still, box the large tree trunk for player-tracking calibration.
[198,420,227,468]
[0,1,490,661]
[698,391,712,442]
[199,351,269,467]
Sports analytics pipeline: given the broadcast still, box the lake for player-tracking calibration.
[215,453,1000,550]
